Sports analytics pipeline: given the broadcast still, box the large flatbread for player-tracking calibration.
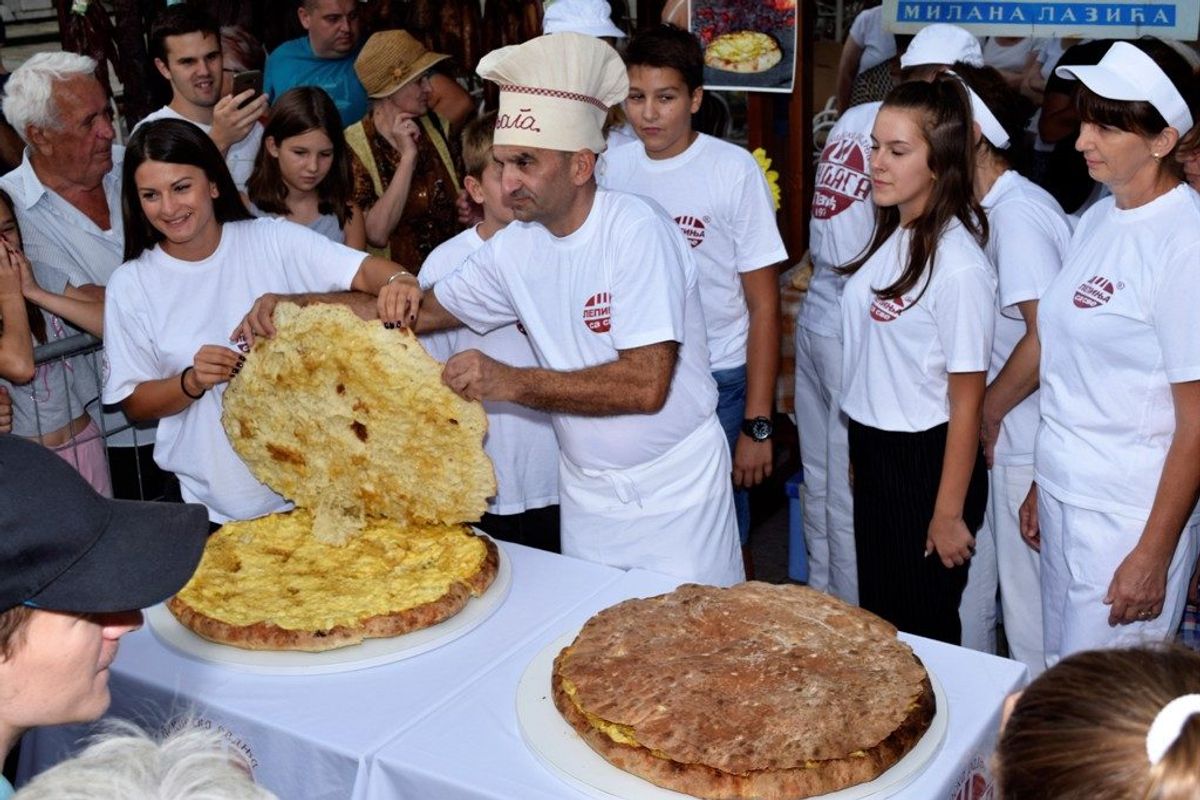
[167,509,499,652]
[552,582,934,799]
[222,303,496,543]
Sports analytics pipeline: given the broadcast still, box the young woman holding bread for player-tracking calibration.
[102,118,420,525]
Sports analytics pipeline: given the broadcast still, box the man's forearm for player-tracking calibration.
[506,343,677,416]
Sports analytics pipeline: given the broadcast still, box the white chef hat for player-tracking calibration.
[543,0,626,40]
[1055,41,1194,134]
[477,33,629,154]
[900,24,984,69]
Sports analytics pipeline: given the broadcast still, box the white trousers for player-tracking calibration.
[959,463,1044,672]
[559,414,744,587]
[1038,486,1200,666]
[793,325,857,603]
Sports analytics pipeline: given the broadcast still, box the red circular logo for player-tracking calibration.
[582,292,611,333]
[869,295,905,322]
[1072,275,1116,308]
[674,215,706,248]
[813,136,872,220]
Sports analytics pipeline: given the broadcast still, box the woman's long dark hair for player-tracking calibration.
[838,76,988,306]
[247,86,354,227]
[953,62,1035,174]
[121,118,253,262]
[0,188,46,344]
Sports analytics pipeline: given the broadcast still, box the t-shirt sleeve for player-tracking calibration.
[848,9,869,46]
[991,203,1064,318]
[730,155,789,272]
[101,270,161,403]
[270,220,364,292]
[434,241,518,335]
[1155,242,1200,384]
[609,209,688,350]
[933,259,996,374]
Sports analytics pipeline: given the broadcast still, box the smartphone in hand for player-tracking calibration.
[231,69,263,108]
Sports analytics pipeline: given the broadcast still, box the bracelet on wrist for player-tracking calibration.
[385,270,413,286]
[180,366,206,400]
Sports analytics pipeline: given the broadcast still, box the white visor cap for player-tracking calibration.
[1055,41,1194,134]
[900,24,984,69]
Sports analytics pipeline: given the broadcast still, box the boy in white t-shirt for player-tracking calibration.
[418,113,561,552]
[603,25,788,566]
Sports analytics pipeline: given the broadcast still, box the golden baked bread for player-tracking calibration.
[552,582,934,799]
[222,303,496,543]
[168,510,499,652]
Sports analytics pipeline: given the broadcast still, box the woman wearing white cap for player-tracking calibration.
[951,64,1071,670]
[1021,39,1200,664]
[839,76,995,645]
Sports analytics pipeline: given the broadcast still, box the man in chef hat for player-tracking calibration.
[417,33,743,586]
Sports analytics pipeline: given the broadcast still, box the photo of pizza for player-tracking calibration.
[693,0,797,91]
[543,582,937,799]
[704,31,783,74]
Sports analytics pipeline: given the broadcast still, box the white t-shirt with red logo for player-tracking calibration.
[102,218,366,522]
[418,226,560,516]
[599,134,788,371]
[434,189,717,471]
[840,221,996,432]
[802,101,880,337]
[1035,184,1200,521]
[982,170,1072,465]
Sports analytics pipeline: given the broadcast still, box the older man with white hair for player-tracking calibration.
[416,33,743,586]
[0,52,162,500]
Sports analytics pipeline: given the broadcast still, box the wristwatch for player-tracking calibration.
[741,416,773,442]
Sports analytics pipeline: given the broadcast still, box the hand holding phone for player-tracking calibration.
[231,69,262,108]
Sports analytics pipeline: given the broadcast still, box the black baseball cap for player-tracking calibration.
[0,436,210,614]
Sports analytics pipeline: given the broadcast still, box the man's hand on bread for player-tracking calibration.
[232,293,282,348]
[192,345,244,391]
[442,350,514,403]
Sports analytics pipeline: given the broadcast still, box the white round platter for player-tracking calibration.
[147,534,512,675]
[516,629,948,800]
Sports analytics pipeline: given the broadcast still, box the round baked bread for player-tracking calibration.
[168,510,499,652]
[222,303,496,543]
[704,31,783,74]
[552,582,935,799]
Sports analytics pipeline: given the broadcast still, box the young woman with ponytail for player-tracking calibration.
[838,75,995,645]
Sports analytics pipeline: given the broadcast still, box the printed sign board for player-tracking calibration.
[882,1,1200,38]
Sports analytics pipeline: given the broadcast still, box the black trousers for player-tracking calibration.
[848,420,988,645]
[475,504,561,554]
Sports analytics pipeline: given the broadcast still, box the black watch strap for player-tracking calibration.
[741,416,773,442]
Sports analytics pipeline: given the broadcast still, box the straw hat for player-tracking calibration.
[354,30,450,99]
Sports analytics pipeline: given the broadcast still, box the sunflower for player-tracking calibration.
[752,147,782,210]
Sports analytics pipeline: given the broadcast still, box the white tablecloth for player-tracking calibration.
[16,542,628,800]
[366,585,1030,800]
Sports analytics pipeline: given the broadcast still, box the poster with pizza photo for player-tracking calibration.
[691,0,797,92]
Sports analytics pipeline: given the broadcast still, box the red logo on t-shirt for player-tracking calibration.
[582,292,611,333]
[1073,275,1116,308]
[674,215,706,248]
[813,135,872,220]
[869,294,905,322]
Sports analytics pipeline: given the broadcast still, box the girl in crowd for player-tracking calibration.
[1021,39,1200,662]
[102,119,419,526]
[0,189,109,494]
[839,76,995,645]
[994,646,1200,799]
[953,64,1072,672]
[247,86,365,247]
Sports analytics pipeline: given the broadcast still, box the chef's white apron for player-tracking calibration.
[558,414,744,586]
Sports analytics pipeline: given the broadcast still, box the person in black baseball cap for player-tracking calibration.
[0,436,209,787]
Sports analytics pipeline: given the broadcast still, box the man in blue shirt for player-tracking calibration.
[264,0,367,125]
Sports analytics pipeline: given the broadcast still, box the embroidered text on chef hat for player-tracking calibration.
[544,0,626,40]
[900,24,984,69]
[1056,41,1194,134]
[477,32,629,154]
